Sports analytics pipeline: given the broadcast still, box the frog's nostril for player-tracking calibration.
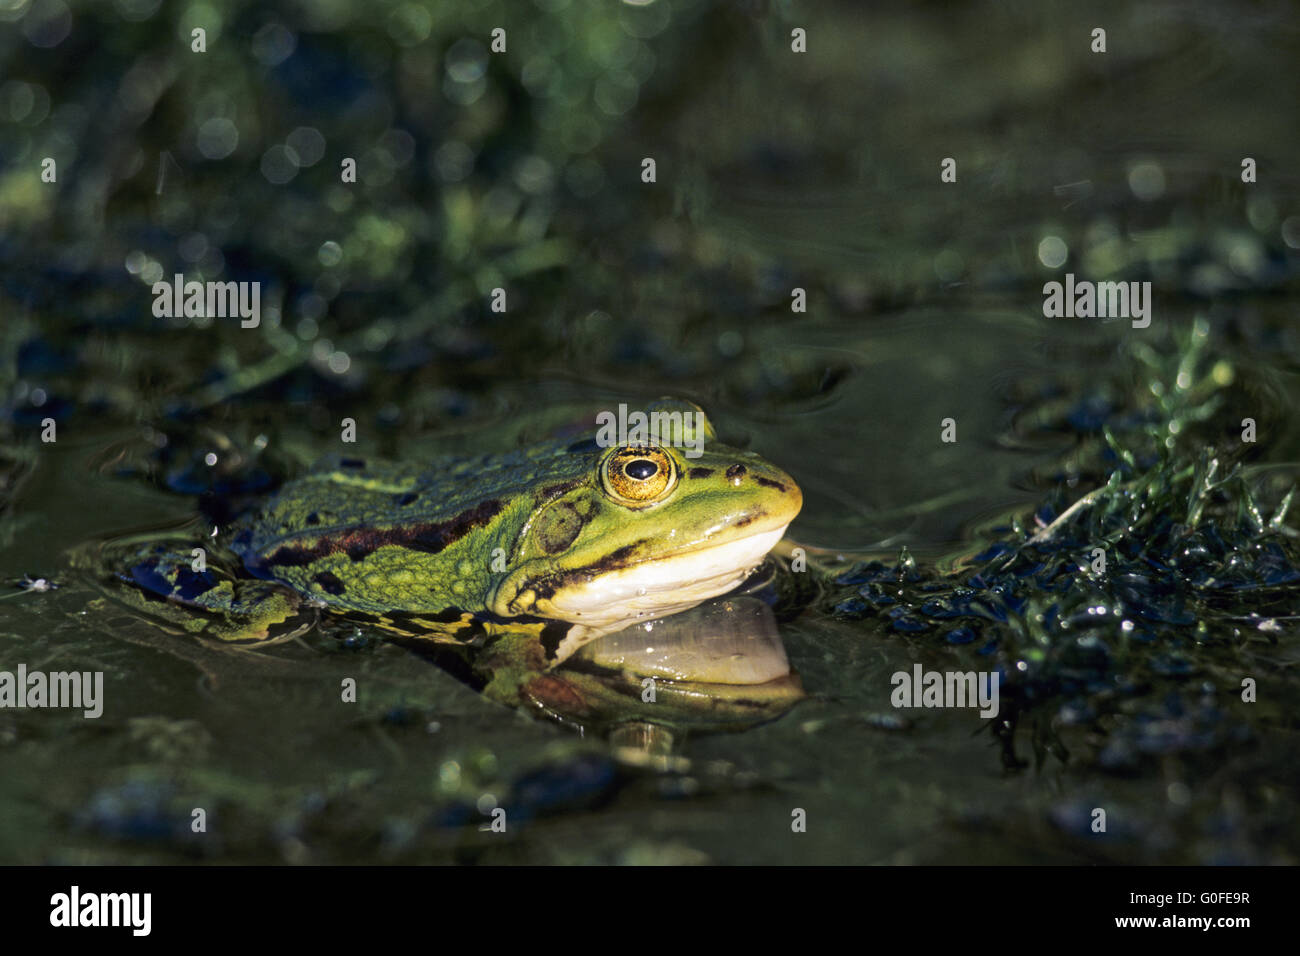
[725,464,747,484]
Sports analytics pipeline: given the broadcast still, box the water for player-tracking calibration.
[1,0,1298,863]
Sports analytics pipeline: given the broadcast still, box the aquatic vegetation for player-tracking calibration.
[830,320,1299,770]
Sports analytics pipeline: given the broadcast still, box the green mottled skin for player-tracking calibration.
[242,433,797,622]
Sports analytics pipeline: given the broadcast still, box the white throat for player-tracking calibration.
[542,526,789,662]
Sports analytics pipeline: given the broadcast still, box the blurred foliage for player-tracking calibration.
[0,0,738,445]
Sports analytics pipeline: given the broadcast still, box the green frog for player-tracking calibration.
[75,401,806,731]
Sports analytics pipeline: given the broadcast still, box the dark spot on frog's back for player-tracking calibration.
[129,563,213,601]
[688,467,714,479]
[726,464,747,481]
[173,567,219,601]
[130,561,185,598]
[393,492,419,506]
[314,571,347,596]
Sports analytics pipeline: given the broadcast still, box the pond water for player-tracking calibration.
[1,0,1297,864]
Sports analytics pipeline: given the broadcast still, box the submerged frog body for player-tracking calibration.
[90,403,803,678]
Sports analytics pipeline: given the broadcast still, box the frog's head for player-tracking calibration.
[488,414,801,660]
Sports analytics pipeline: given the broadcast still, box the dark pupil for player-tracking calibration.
[625,459,658,480]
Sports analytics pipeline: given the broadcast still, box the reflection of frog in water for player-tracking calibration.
[74,401,806,736]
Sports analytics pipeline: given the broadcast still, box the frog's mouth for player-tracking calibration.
[503,524,791,663]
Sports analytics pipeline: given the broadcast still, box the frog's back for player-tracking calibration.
[232,443,594,613]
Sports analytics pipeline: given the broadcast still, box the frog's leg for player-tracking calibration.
[71,535,311,646]
[344,610,564,682]
[368,613,561,694]
[342,610,489,644]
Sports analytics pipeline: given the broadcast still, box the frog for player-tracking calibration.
[73,401,807,731]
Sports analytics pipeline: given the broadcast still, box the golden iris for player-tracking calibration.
[602,446,676,504]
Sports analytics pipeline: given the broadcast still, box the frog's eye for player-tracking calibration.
[602,446,676,505]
